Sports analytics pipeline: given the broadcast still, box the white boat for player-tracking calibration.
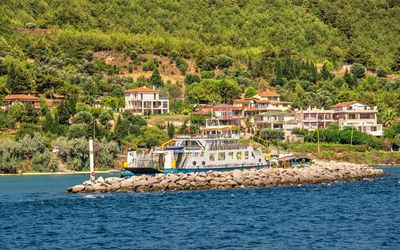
[123,119,269,176]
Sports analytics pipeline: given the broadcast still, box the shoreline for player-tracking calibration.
[0,170,119,177]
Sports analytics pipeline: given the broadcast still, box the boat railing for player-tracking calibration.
[209,144,248,151]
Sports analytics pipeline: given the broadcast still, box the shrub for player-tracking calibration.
[376,66,388,77]
[67,123,90,139]
[73,111,93,124]
[351,63,366,78]
[15,124,40,140]
[32,150,51,172]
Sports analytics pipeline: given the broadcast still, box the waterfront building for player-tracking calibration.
[331,101,383,136]
[252,91,291,111]
[296,107,334,130]
[4,94,40,108]
[210,104,243,126]
[255,111,298,137]
[124,86,169,115]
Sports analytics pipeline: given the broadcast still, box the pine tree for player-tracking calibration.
[149,68,164,88]
[167,122,175,139]
[320,64,332,80]
[42,112,54,132]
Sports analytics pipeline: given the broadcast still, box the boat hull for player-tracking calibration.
[122,165,268,177]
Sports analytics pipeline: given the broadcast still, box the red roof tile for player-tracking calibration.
[125,86,158,93]
[4,94,39,101]
[257,91,280,97]
[255,100,270,103]
[331,101,358,108]
[211,104,243,111]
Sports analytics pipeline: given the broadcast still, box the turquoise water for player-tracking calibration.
[0,168,399,249]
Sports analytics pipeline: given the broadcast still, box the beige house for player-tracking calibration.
[331,101,383,136]
[4,94,40,108]
[296,107,335,131]
[252,91,291,111]
[124,86,169,115]
[255,111,298,137]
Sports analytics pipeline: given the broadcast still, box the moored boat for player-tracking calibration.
[123,119,269,176]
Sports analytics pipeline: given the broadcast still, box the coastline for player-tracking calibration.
[0,170,118,177]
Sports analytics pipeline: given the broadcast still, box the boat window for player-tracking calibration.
[228,152,234,159]
[218,152,225,161]
[251,151,255,158]
[237,152,242,160]
[209,153,215,161]
[244,151,249,159]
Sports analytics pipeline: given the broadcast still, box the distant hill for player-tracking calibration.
[1,0,399,67]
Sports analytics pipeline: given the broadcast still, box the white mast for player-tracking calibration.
[89,138,95,181]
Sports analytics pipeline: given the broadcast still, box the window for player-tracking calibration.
[228,152,234,159]
[371,126,377,131]
[218,152,225,161]
[360,114,374,119]
[209,153,215,161]
[237,152,242,160]
[244,151,249,159]
[348,114,356,119]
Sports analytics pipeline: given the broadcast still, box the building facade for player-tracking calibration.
[296,107,334,131]
[255,111,298,136]
[124,86,169,115]
[331,101,383,136]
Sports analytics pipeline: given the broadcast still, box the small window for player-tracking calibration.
[228,152,234,159]
[192,161,196,166]
[237,152,242,160]
[209,153,215,161]
[218,152,225,161]
[244,151,249,159]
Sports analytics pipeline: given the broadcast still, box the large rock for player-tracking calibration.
[68,184,85,193]
[93,183,108,192]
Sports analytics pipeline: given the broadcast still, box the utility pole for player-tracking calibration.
[89,138,95,182]
[350,126,354,145]
[317,111,320,154]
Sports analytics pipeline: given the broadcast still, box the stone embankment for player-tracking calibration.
[67,161,385,193]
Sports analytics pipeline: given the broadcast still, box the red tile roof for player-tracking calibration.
[4,94,39,101]
[331,101,358,108]
[211,104,243,111]
[125,86,158,93]
[233,98,253,103]
[257,91,280,97]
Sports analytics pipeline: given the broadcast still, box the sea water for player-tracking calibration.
[0,168,399,249]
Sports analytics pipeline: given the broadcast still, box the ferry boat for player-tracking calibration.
[122,119,269,176]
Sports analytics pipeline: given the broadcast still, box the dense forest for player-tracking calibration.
[0,0,399,172]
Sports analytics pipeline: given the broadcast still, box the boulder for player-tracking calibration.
[133,179,149,188]
[93,183,108,192]
[96,176,105,184]
[68,184,85,193]
[107,182,121,192]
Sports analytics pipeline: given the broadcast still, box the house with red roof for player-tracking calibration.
[124,86,169,115]
[4,94,40,108]
[252,90,291,111]
[331,101,383,136]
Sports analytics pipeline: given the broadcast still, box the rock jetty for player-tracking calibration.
[67,161,385,193]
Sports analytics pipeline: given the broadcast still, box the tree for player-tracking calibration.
[149,68,163,88]
[351,63,366,78]
[42,112,54,133]
[245,87,256,98]
[8,101,27,122]
[167,122,175,139]
[57,95,77,125]
[165,82,182,99]
[320,64,333,80]
[217,55,234,68]
[99,110,112,126]
[343,69,357,87]
[6,61,33,93]
[67,124,90,139]
[380,108,398,128]
[376,66,388,77]
[184,74,201,85]
[215,79,241,103]
[73,111,93,124]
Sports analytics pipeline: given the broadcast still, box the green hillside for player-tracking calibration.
[1,0,399,66]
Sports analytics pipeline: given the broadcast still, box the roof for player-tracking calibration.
[258,111,295,116]
[257,91,280,97]
[211,104,242,111]
[4,94,39,101]
[233,98,253,103]
[125,86,158,93]
[192,108,211,115]
[331,101,359,108]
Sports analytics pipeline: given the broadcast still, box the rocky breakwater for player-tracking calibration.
[67,161,385,193]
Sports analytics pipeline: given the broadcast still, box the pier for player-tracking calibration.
[67,160,385,193]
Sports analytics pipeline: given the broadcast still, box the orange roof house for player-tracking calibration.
[124,86,158,93]
[4,94,40,108]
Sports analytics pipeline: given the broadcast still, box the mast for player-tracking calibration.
[89,138,95,181]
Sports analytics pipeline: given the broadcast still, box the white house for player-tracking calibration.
[124,86,169,115]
